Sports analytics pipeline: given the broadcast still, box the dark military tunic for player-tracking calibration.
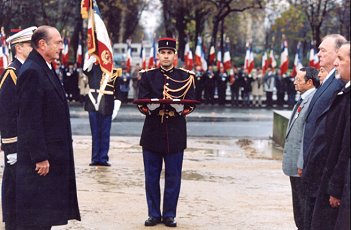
[0,58,21,224]
[138,67,195,154]
[83,64,121,115]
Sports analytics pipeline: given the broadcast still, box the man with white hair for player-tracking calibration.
[301,34,346,230]
[311,42,350,230]
[0,26,36,230]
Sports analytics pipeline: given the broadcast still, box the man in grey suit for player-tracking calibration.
[283,67,320,230]
[301,34,346,230]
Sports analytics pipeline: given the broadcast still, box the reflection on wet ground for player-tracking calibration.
[0,136,293,230]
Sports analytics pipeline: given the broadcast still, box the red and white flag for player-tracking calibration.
[309,43,320,69]
[279,39,289,75]
[194,37,202,67]
[148,38,156,69]
[85,0,114,76]
[292,42,303,77]
[76,38,83,68]
[140,41,146,69]
[223,41,232,72]
[126,39,132,72]
[61,37,70,67]
[184,41,193,70]
[216,49,222,70]
[261,51,268,75]
[244,42,254,74]
[268,49,277,69]
[209,45,215,65]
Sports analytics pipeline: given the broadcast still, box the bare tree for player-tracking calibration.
[206,0,264,62]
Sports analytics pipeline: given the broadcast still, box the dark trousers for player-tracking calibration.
[204,84,215,104]
[89,111,112,164]
[290,177,305,230]
[265,91,273,107]
[2,155,16,228]
[231,88,240,106]
[143,148,184,219]
[304,196,316,230]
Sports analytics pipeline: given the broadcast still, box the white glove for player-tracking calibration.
[112,100,121,120]
[83,55,97,72]
[6,153,17,165]
[171,104,184,113]
[147,103,160,111]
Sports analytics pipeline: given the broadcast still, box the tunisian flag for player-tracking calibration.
[279,40,289,76]
[85,0,113,76]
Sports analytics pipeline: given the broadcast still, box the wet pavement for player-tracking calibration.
[0,104,297,230]
[69,103,278,138]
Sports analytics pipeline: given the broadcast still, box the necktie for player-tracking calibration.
[289,98,303,125]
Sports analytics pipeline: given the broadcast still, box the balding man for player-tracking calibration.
[301,34,346,230]
[16,25,80,229]
[311,42,350,230]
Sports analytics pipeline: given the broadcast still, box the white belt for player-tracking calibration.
[89,89,113,95]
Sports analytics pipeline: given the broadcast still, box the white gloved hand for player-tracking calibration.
[147,103,160,111]
[6,153,17,165]
[83,55,97,72]
[170,104,184,113]
[112,100,121,120]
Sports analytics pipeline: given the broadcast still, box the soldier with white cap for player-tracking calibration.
[0,26,36,230]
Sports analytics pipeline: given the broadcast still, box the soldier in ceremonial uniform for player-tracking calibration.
[137,37,196,227]
[83,55,122,166]
[0,26,36,230]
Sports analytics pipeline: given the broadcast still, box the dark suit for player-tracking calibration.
[138,66,195,219]
[311,86,350,230]
[0,58,22,228]
[16,49,80,227]
[301,70,345,229]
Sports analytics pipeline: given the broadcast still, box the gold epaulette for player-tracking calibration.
[0,68,17,89]
[139,68,156,73]
[179,67,195,76]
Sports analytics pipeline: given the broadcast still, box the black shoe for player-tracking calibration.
[99,162,111,167]
[163,217,177,227]
[89,162,99,166]
[144,217,161,226]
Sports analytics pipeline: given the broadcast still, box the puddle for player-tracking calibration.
[237,139,283,160]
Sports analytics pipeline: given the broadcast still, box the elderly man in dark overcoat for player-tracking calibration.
[16,25,80,229]
[310,42,350,230]
[301,34,346,230]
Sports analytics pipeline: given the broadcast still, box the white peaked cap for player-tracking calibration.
[6,26,37,45]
